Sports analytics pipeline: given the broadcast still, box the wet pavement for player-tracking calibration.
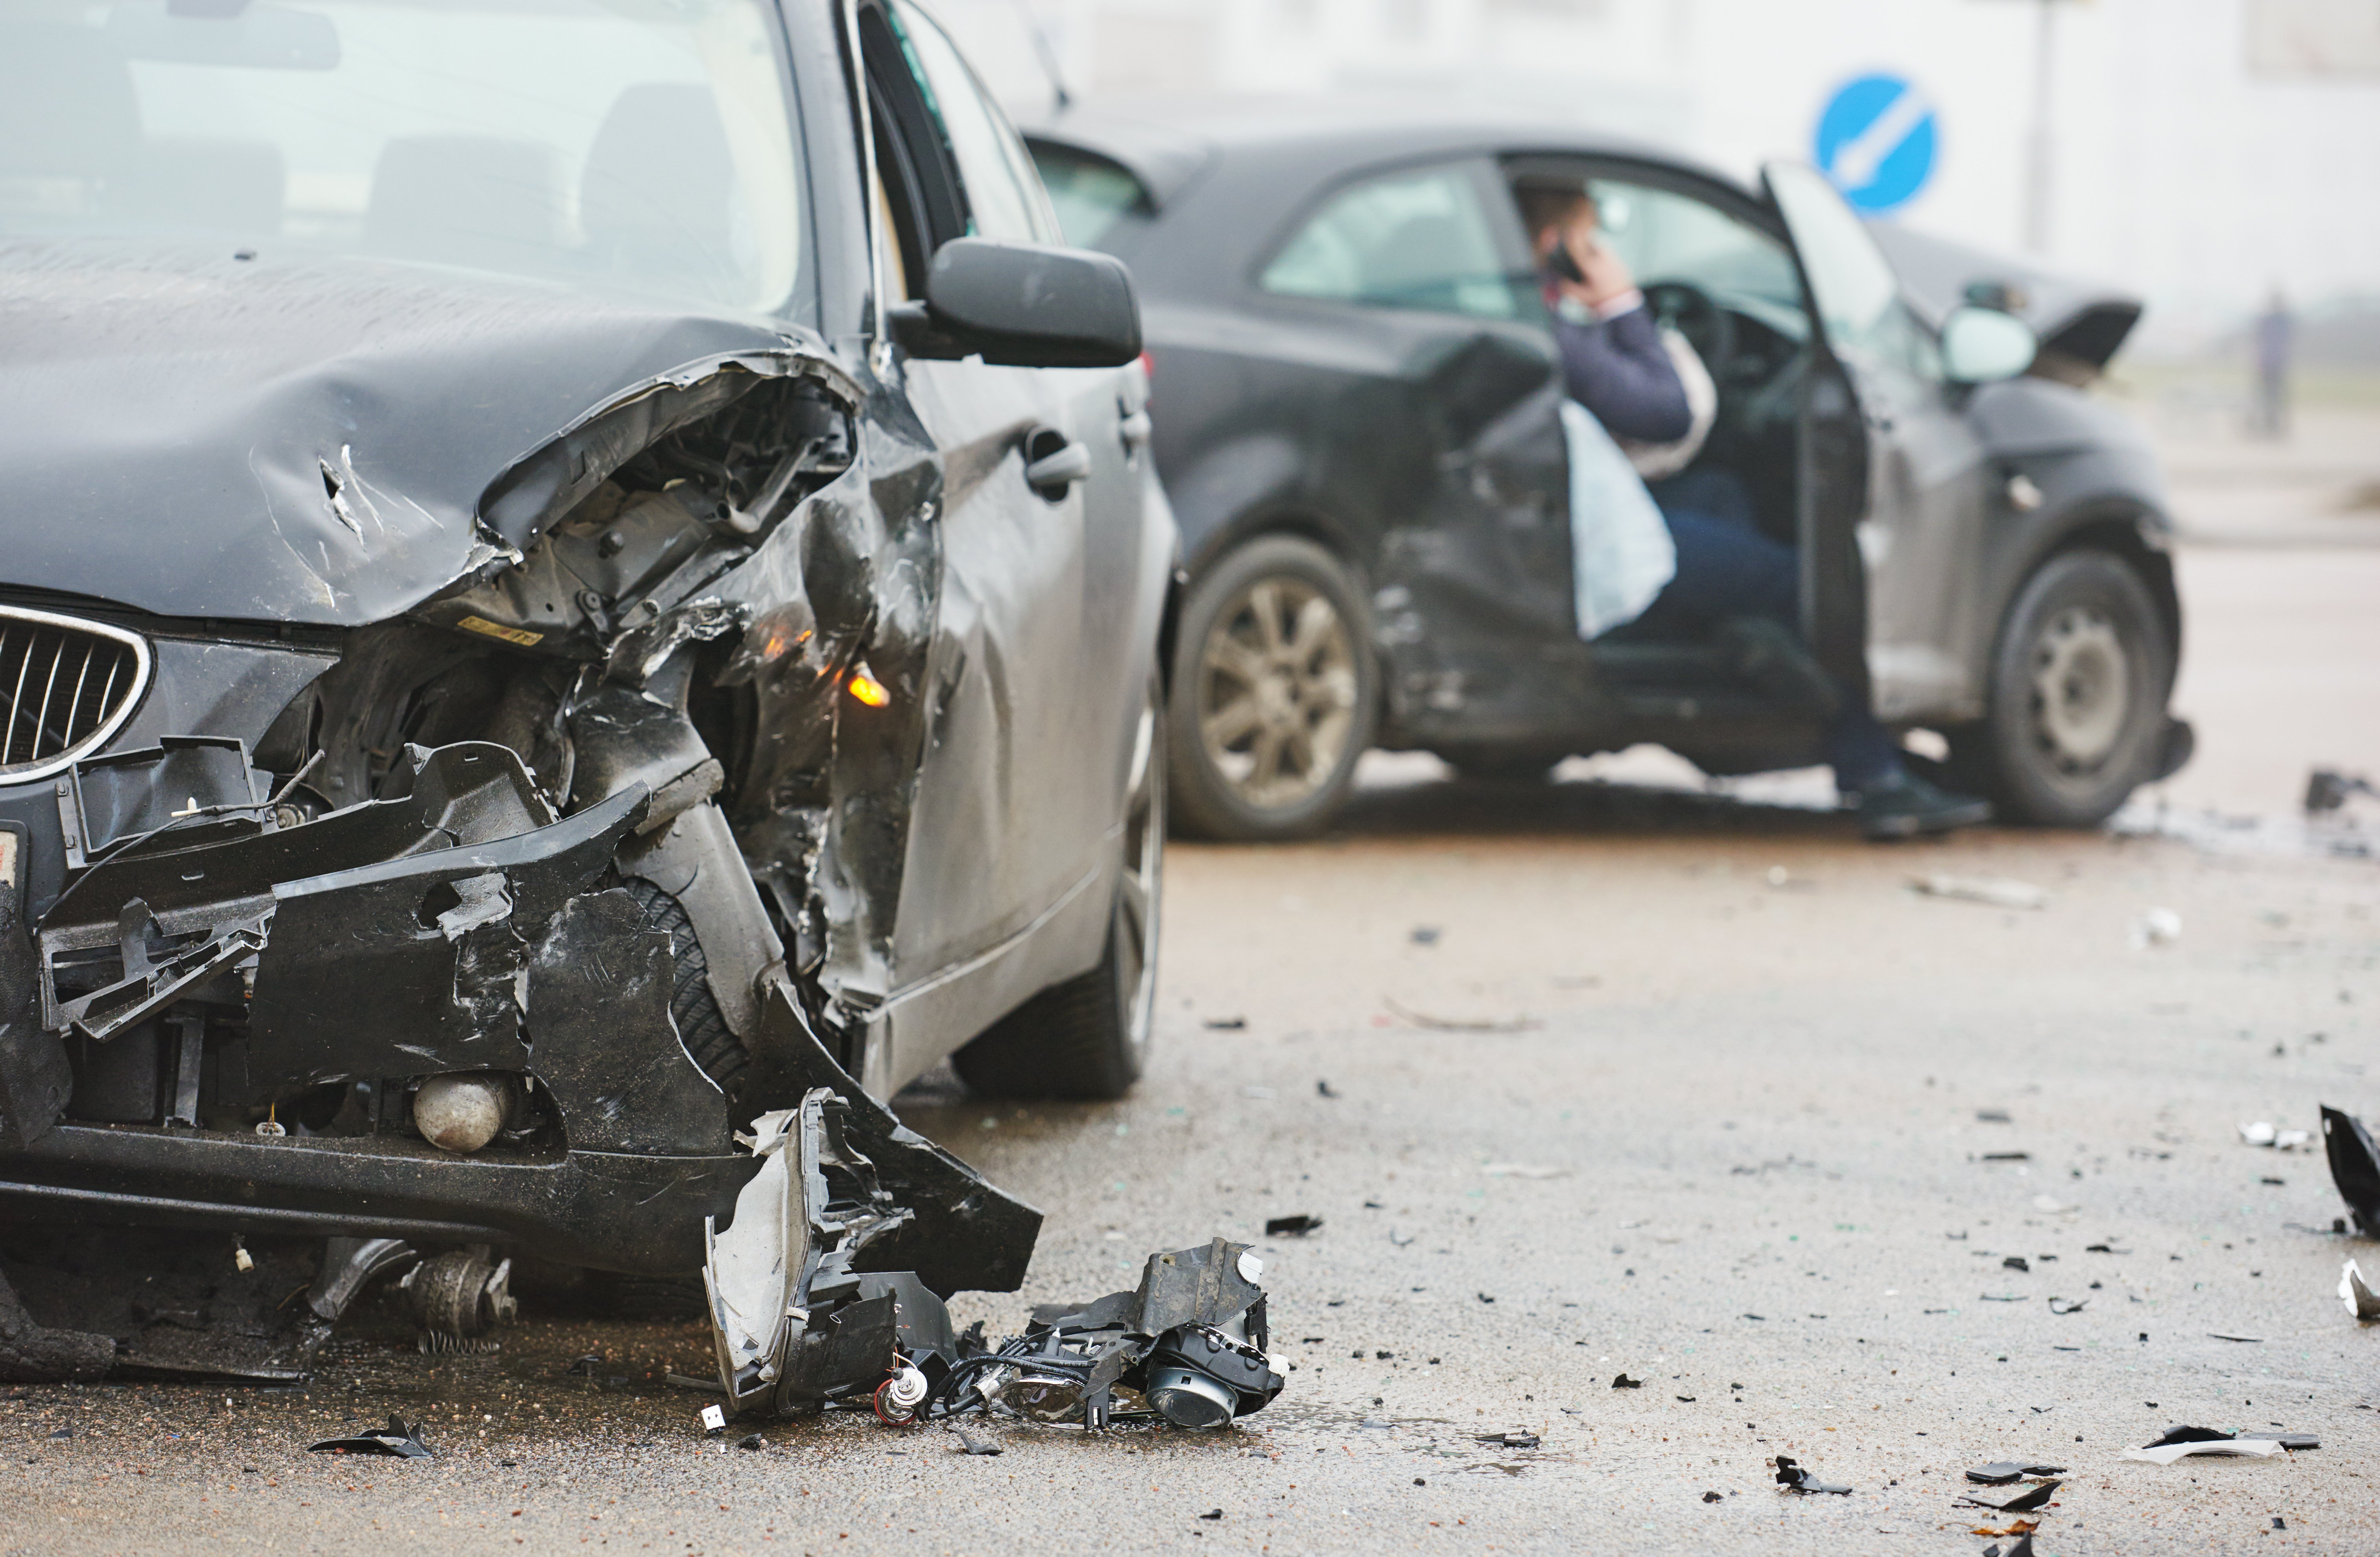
[5,528,2378,1552]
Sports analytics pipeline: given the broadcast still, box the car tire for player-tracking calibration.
[1956,548,2174,828]
[953,678,1163,1101]
[1166,535,1378,841]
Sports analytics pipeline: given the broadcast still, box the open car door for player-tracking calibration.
[1762,162,1993,720]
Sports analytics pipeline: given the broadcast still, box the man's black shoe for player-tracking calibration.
[1854,772,1993,841]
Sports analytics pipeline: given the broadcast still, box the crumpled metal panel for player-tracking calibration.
[0,237,848,624]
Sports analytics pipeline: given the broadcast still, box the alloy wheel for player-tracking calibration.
[1195,577,1360,811]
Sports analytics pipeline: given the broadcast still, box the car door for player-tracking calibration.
[1253,158,1574,741]
[861,0,1142,1085]
[1762,163,1992,721]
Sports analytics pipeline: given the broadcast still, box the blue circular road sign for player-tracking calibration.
[1814,73,1938,214]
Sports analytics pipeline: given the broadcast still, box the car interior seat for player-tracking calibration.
[579,83,742,303]
[363,135,569,276]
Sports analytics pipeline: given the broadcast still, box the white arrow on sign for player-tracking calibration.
[1827,83,1935,192]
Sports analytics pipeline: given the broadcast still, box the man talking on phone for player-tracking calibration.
[1519,181,1991,841]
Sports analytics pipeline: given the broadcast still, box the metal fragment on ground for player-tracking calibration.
[308,1415,431,1458]
[1772,1455,1850,1494]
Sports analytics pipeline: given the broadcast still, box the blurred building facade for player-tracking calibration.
[933,0,2380,351]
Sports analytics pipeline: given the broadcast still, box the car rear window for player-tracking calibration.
[1028,141,1154,253]
[0,0,808,318]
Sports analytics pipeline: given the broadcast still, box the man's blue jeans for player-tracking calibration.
[1635,471,1903,791]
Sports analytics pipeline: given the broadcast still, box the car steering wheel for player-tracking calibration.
[1642,280,1736,378]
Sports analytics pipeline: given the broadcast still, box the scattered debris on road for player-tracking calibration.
[2323,1105,2380,1235]
[2121,1427,2287,1464]
[947,1427,1002,1456]
[2342,1259,2380,1320]
[1381,996,1539,1033]
[1203,1016,1247,1030]
[1773,1456,1850,1494]
[2239,1121,2313,1150]
[308,1415,431,1458]
[2304,767,2377,813]
[1967,1461,2067,1484]
[2129,908,2183,949]
[1612,1373,1643,1389]
[1959,1479,2060,1513]
[1911,874,2048,910]
[1264,1215,1322,1237]
[1476,1429,1540,1449]
[699,1404,726,1435]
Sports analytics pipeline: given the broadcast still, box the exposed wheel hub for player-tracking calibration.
[2028,606,2129,771]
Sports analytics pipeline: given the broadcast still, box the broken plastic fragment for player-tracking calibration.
[948,1427,1002,1456]
[1913,874,2047,910]
[2342,1260,2380,1321]
[1612,1373,1643,1389]
[308,1415,431,1458]
[699,1404,726,1435]
[1773,1456,1850,1494]
[1474,1430,1539,1449]
[1967,1461,2067,1485]
[1265,1215,1321,1237]
[2122,1427,2286,1465]
[1960,1479,2060,1513]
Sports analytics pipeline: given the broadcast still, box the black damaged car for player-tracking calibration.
[0,0,1171,1389]
[1028,107,2191,839]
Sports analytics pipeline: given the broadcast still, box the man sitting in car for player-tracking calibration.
[1518,181,1992,841]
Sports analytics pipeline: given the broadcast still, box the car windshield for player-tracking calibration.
[0,0,805,316]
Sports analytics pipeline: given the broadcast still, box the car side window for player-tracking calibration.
[1583,180,1804,324]
[1260,165,1517,320]
[886,1,1058,245]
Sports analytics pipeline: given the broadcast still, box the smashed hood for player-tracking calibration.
[1871,223,2143,375]
[0,238,828,625]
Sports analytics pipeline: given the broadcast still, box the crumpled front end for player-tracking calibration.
[0,344,1040,1377]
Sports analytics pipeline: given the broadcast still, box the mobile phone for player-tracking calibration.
[1547,241,1587,285]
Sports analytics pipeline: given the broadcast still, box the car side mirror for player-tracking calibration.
[1939,306,2039,384]
[891,238,1143,369]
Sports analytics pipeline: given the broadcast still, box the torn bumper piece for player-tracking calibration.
[6,745,749,1270]
[705,1107,1277,1429]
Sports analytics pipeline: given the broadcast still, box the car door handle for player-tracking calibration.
[1024,434,1091,501]
[1118,410,1153,454]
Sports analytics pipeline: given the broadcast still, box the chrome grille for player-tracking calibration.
[0,607,149,784]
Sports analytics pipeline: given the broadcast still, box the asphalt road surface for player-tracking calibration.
[3,535,2376,1556]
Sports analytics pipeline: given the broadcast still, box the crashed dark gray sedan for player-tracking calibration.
[1029,108,2190,839]
[0,0,1172,1393]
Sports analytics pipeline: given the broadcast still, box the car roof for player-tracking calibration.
[1024,96,1753,209]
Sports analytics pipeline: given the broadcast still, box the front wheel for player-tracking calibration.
[1166,535,1378,840]
[1956,549,2175,828]
[953,677,1163,1100]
